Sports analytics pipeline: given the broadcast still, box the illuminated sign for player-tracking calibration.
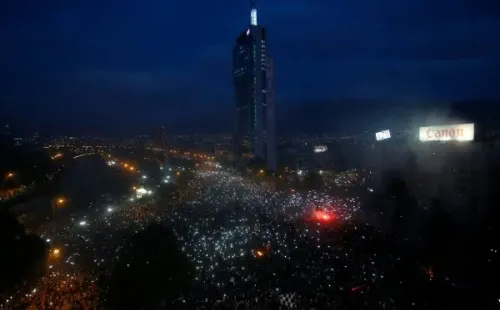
[313,145,327,153]
[419,123,474,142]
[375,130,391,141]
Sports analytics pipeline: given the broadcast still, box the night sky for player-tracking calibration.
[1,0,499,135]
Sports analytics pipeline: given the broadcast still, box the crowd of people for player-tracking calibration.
[5,272,98,310]
[163,169,429,309]
[1,194,165,309]
[0,164,477,309]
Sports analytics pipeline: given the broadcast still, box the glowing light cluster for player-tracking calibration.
[313,145,327,153]
[375,129,391,141]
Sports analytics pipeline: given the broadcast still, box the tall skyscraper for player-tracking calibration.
[233,0,276,171]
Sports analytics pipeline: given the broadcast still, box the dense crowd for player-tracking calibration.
[166,169,421,309]
[1,165,446,309]
[1,196,165,309]
[19,272,98,310]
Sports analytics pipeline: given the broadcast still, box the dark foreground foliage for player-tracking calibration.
[100,223,194,309]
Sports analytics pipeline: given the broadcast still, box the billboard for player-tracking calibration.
[375,130,391,141]
[419,123,474,142]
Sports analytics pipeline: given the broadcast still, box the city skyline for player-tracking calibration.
[1,1,500,307]
[1,0,499,134]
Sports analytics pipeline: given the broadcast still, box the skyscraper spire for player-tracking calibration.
[250,0,258,25]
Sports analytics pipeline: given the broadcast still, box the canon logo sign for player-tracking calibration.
[419,123,474,142]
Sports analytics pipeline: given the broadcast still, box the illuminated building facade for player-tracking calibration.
[233,0,276,171]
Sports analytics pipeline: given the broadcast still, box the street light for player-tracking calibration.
[49,247,61,260]
[6,172,14,178]
[52,196,66,220]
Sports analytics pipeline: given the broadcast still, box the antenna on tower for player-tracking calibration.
[250,0,258,25]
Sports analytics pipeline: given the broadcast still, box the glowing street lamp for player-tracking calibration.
[254,249,265,258]
[52,196,67,220]
[49,247,61,260]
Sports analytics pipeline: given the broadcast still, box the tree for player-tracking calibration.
[386,177,417,237]
[102,224,194,309]
[0,209,47,293]
[422,198,454,263]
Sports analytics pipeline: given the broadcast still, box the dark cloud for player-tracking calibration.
[1,0,499,134]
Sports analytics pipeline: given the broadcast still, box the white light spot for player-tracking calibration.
[251,8,257,25]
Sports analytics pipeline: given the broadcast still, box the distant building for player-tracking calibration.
[233,0,276,171]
